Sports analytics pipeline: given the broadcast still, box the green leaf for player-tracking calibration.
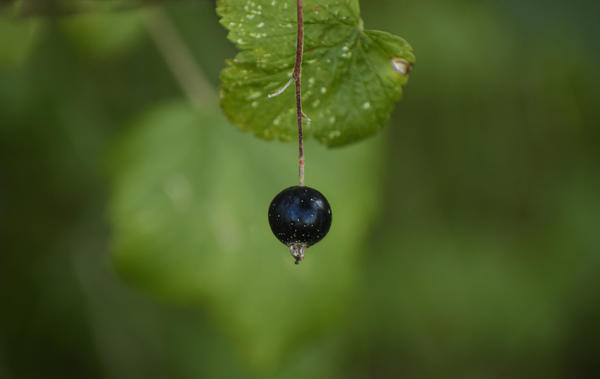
[218,0,414,147]
[108,102,383,370]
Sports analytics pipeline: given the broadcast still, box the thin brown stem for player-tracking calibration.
[294,0,305,186]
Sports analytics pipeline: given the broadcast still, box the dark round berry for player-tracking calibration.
[268,186,332,263]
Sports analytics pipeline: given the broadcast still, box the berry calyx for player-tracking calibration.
[268,186,332,264]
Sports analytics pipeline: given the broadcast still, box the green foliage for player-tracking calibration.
[0,18,39,66]
[2,1,600,378]
[6,0,158,16]
[108,101,383,368]
[218,0,414,147]
[60,12,144,58]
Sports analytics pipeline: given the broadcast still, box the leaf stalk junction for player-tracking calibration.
[269,0,306,187]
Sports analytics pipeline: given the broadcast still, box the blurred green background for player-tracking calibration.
[1,0,599,378]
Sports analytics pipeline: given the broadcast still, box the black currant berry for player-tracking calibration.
[268,186,332,264]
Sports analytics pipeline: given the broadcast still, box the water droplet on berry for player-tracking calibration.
[290,243,307,264]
